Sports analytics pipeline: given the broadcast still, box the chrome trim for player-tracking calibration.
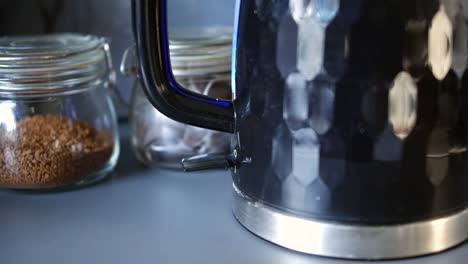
[232,184,468,260]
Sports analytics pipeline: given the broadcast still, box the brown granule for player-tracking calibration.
[0,114,113,187]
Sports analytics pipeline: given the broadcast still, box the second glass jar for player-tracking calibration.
[128,27,232,169]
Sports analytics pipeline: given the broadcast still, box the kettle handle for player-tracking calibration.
[132,0,235,133]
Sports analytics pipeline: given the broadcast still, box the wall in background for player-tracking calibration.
[0,0,235,117]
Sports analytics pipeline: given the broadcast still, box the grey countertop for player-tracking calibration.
[1,124,467,264]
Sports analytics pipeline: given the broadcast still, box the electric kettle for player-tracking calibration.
[133,0,468,259]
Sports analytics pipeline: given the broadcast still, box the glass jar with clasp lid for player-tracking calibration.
[122,27,232,169]
[0,34,119,190]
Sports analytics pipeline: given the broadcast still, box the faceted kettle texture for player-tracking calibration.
[232,0,468,224]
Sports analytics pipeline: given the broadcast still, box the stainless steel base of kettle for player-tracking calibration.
[232,184,468,260]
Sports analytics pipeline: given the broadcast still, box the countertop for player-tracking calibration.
[1,124,467,264]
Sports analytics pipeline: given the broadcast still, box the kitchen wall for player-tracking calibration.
[0,0,235,117]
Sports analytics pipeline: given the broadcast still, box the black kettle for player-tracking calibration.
[133,0,468,259]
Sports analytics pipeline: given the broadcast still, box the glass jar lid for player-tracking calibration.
[0,34,112,95]
[168,27,232,76]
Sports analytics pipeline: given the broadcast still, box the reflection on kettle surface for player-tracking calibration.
[389,71,417,139]
[292,0,340,81]
[289,0,339,25]
[403,18,429,78]
[309,77,335,135]
[373,123,403,161]
[296,16,325,81]
[428,5,453,81]
[427,155,449,187]
[452,9,467,78]
[272,122,293,182]
[283,72,309,131]
[290,128,320,186]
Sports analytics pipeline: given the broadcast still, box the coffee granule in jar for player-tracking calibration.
[0,114,114,187]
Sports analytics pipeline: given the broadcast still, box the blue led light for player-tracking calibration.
[231,0,241,96]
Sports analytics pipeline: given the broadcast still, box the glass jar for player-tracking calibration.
[0,34,119,190]
[126,27,232,169]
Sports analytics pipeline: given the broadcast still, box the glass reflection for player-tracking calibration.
[0,101,17,132]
